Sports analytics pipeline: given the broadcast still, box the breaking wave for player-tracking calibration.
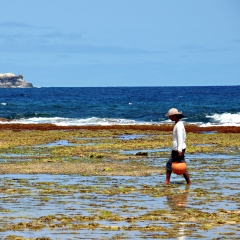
[1,113,240,126]
[201,113,240,127]
[2,117,155,126]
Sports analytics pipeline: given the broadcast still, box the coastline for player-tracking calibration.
[0,123,240,133]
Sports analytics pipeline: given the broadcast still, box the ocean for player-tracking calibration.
[0,86,239,126]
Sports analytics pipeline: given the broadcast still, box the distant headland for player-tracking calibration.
[0,73,33,88]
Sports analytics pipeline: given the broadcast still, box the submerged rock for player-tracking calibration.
[0,73,33,88]
[136,151,148,156]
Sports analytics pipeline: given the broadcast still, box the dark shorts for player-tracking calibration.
[166,149,186,172]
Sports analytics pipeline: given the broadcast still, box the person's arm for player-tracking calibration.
[176,122,184,155]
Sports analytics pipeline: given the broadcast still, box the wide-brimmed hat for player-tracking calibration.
[165,108,183,117]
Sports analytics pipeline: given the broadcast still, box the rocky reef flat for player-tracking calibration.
[0,123,239,239]
[0,73,33,88]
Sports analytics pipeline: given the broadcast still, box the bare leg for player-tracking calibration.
[183,171,191,184]
[165,170,171,184]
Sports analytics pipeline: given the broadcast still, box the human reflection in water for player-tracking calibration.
[165,185,190,240]
[167,185,190,209]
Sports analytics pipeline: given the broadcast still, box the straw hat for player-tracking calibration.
[165,108,183,117]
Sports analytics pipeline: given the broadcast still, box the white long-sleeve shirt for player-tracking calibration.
[172,121,186,151]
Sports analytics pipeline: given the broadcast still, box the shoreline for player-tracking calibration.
[0,123,240,133]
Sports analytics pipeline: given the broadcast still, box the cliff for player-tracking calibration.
[0,73,33,88]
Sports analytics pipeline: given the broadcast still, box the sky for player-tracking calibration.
[0,0,239,87]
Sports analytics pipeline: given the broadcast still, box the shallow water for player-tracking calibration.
[118,134,150,140]
[122,148,171,155]
[0,163,239,239]
[0,131,239,239]
[38,140,76,147]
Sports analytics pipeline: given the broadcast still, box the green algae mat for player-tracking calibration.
[0,127,239,239]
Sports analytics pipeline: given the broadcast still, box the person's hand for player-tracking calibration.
[178,151,182,156]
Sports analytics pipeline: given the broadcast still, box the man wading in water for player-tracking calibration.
[165,108,191,184]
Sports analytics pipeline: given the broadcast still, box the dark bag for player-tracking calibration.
[172,149,185,162]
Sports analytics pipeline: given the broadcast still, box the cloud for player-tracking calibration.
[0,21,34,28]
[182,44,205,50]
[0,21,166,55]
[39,31,82,41]
[231,39,240,44]
[201,47,231,53]
[182,44,231,53]
[0,40,164,55]
[0,31,83,47]
[0,33,26,39]
[0,21,55,30]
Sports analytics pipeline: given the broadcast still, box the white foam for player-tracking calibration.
[1,117,155,126]
[1,113,240,126]
[201,113,240,127]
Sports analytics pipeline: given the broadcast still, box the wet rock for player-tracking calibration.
[136,152,148,156]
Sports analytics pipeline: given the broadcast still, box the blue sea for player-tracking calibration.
[0,86,239,126]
